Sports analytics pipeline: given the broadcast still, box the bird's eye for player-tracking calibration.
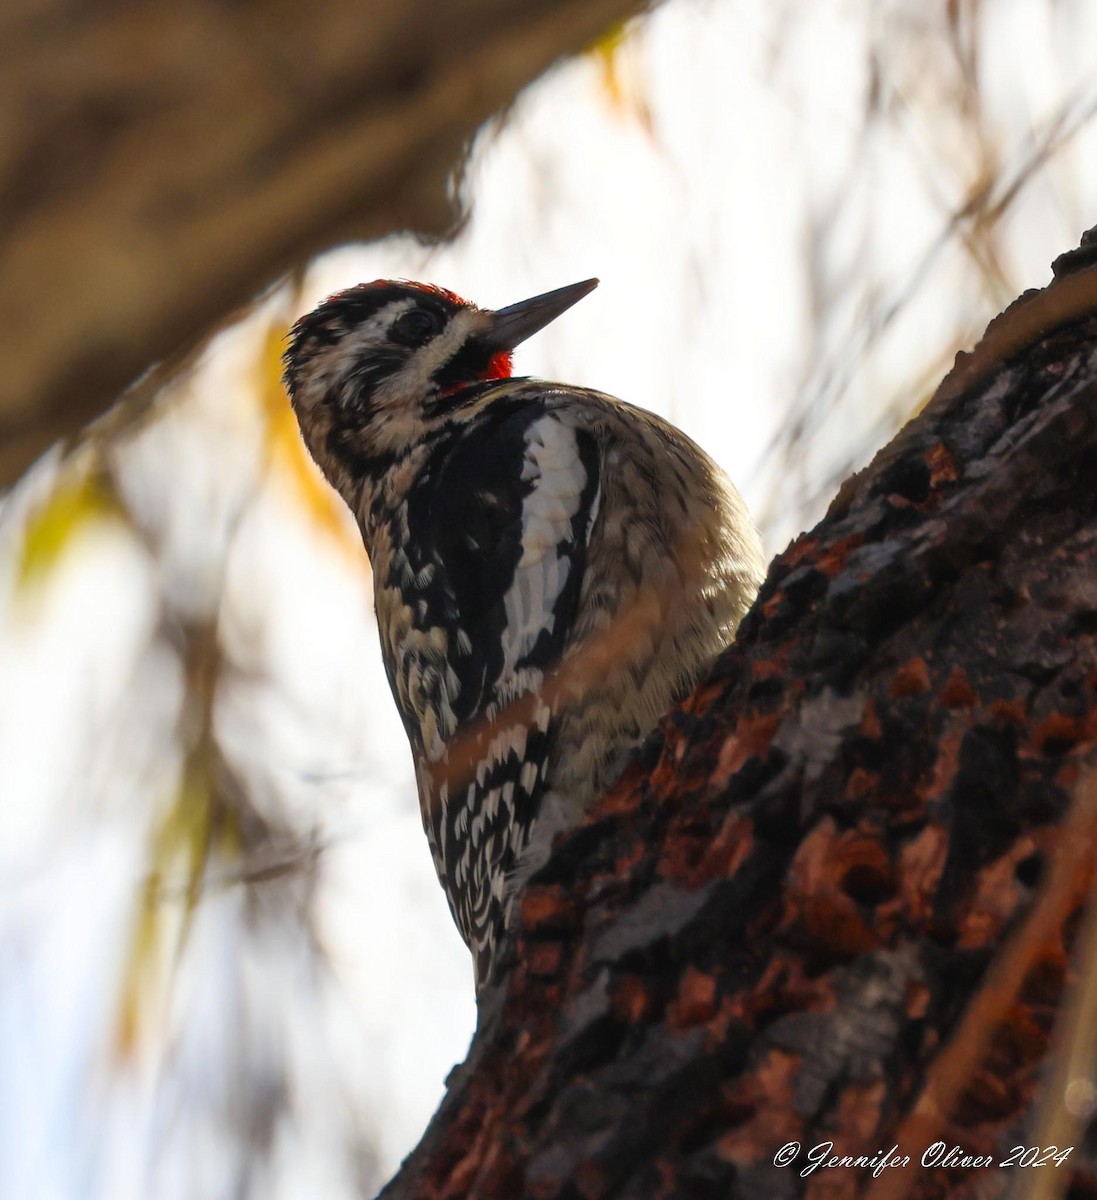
[391,308,442,345]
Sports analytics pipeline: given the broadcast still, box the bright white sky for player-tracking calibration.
[2,0,1097,1196]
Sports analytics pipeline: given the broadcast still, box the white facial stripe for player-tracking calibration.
[378,307,487,401]
[360,297,419,338]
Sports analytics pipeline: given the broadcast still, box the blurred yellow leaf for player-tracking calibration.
[590,21,655,136]
[16,469,124,590]
[115,722,242,1062]
[255,320,364,562]
[114,872,167,1063]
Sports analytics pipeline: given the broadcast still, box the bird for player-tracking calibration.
[283,278,765,993]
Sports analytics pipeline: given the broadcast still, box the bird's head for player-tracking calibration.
[283,278,598,497]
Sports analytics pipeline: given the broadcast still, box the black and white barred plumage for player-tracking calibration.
[284,279,765,992]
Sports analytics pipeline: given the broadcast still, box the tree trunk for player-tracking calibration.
[0,0,648,487]
[378,230,1097,1200]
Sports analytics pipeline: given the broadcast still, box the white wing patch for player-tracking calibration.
[499,416,591,679]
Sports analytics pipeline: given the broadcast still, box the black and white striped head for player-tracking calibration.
[283,278,598,491]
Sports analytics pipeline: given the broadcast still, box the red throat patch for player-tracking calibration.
[486,351,514,379]
[440,350,513,396]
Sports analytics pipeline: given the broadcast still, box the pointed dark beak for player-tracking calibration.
[485,278,599,351]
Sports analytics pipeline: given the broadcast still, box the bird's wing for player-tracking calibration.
[411,399,602,979]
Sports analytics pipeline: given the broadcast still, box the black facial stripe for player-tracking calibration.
[424,378,503,420]
[430,338,496,392]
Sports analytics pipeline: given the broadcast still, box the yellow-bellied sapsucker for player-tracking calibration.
[284,279,765,992]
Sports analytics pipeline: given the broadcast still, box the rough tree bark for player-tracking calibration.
[378,232,1097,1200]
[0,0,648,487]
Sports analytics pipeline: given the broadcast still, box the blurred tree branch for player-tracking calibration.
[0,0,649,487]
[379,231,1097,1200]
